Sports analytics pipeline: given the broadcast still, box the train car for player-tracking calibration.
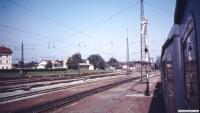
[161,0,200,113]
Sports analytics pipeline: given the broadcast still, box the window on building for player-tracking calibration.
[0,60,2,64]
[183,27,199,109]
[6,60,8,64]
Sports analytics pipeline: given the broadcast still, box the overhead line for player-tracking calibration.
[0,25,50,39]
[9,0,96,41]
[9,0,140,40]
[77,1,140,33]
[0,29,51,42]
[0,25,117,58]
[144,1,173,15]
[9,0,76,31]
[5,0,140,61]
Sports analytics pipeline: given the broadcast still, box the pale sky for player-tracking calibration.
[0,0,176,63]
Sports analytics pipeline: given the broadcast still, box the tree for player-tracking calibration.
[46,60,53,69]
[67,53,82,69]
[107,58,119,67]
[88,54,105,69]
[155,56,161,70]
[24,61,38,69]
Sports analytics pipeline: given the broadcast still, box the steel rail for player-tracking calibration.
[0,74,128,102]
[13,77,139,113]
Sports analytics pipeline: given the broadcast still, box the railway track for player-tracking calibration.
[13,76,138,113]
[0,72,125,93]
[0,72,160,113]
[0,78,82,93]
[13,73,159,113]
[0,72,121,86]
[0,74,128,102]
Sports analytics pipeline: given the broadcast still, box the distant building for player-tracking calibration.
[0,46,12,69]
[79,60,94,70]
[63,57,68,68]
[37,60,63,69]
[51,60,63,69]
[24,61,38,69]
[122,65,128,69]
[37,60,48,69]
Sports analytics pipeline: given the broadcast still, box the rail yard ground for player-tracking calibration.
[0,71,163,113]
[51,72,164,113]
[0,69,112,77]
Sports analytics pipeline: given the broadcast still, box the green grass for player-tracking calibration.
[0,69,112,77]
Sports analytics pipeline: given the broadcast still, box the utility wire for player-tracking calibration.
[76,1,140,33]
[9,0,140,40]
[0,0,139,51]
[4,0,140,44]
[0,25,117,58]
[144,1,173,15]
[9,0,96,41]
[9,0,76,32]
[0,25,67,46]
[0,29,51,42]
[4,0,139,61]
[0,25,50,39]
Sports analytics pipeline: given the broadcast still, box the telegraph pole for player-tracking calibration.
[20,41,24,75]
[126,29,130,74]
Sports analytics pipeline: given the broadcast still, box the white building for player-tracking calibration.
[0,46,12,69]
[63,57,68,68]
[37,60,48,69]
[51,60,62,69]
[37,60,62,69]
[122,65,128,69]
[79,60,94,70]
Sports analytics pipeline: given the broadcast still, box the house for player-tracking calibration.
[51,60,63,69]
[63,57,68,68]
[0,46,12,69]
[79,60,94,70]
[37,60,48,69]
[37,60,63,69]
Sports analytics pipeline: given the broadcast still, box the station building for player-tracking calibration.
[79,60,94,70]
[0,46,12,69]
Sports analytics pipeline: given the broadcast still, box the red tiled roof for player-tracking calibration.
[0,46,12,54]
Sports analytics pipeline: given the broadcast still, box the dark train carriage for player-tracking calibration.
[161,0,200,112]
[161,25,185,113]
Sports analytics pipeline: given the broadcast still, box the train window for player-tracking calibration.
[166,53,175,113]
[183,17,199,109]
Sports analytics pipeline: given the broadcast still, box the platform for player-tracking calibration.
[52,73,166,113]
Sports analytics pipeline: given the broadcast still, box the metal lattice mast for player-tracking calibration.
[140,0,150,96]
[126,29,130,74]
[20,41,24,75]
[140,0,144,82]
[143,17,150,96]
[140,0,150,83]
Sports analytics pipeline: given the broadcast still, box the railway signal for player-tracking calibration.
[140,0,150,96]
